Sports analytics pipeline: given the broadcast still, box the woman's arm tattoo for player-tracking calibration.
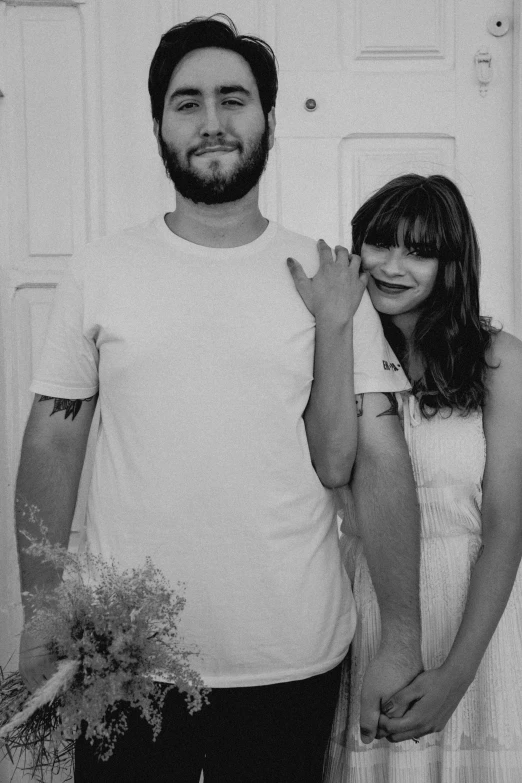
[356,392,400,419]
[376,392,400,418]
[38,395,94,421]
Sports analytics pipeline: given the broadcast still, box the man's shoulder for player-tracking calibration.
[85,217,159,254]
[70,217,162,272]
[272,223,318,252]
[270,223,319,272]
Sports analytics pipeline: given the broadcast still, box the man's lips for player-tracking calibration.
[371,277,411,292]
[193,145,238,156]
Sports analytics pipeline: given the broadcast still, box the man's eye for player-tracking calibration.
[178,102,198,111]
[223,99,243,106]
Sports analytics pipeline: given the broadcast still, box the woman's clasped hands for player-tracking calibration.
[377,664,472,743]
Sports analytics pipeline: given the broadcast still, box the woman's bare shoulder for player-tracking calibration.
[484,330,522,409]
[487,329,522,367]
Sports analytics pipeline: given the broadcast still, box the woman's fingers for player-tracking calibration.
[322,243,367,280]
[287,256,308,282]
[317,239,335,265]
[347,252,361,270]
[288,243,368,319]
[287,257,314,312]
[318,241,349,267]
[333,245,350,265]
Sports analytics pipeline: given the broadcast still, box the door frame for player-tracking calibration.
[513,0,522,338]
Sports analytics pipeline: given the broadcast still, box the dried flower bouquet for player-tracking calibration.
[0,506,208,781]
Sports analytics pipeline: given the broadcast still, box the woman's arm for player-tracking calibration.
[354,392,422,744]
[288,240,367,487]
[379,330,522,741]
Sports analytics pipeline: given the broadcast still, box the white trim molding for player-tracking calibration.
[513,0,522,338]
[4,0,86,6]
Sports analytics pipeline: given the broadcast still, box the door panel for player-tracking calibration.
[5,4,87,268]
[340,136,456,244]
[351,0,454,67]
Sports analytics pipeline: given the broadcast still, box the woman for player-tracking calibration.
[323,174,522,782]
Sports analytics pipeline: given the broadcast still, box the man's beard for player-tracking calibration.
[159,125,270,205]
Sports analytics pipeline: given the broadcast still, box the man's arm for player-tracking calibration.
[16,393,97,691]
[352,391,422,743]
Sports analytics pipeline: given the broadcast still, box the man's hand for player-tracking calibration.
[359,642,423,744]
[287,239,368,325]
[377,665,471,743]
[19,626,58,693]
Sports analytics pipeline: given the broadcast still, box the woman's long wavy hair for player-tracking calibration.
[351,174,499,417]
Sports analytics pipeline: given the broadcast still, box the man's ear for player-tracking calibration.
[267,108,276,150]
[153,119,162,155]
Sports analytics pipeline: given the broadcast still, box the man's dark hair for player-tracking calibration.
[148,15,278,127]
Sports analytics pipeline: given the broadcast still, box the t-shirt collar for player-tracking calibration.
[154,214,278,258]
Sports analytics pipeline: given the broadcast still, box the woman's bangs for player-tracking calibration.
[363,192,445,259]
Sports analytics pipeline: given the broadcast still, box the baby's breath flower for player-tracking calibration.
[0,503,209,781]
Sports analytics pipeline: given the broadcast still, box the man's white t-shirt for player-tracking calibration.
[31,217,409,688]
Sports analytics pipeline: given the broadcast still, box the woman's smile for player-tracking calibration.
[371,277,412,294]
[362,237,439,322]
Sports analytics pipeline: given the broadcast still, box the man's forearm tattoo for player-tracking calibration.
[39,395,94,421]
[376,392,400,418]
[355,394,364,418]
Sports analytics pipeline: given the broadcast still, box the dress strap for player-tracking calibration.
[397,392,422,428]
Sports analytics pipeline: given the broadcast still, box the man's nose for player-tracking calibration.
[201,103,224,136]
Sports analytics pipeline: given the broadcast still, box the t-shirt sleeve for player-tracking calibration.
[353,290,410,394]
[30,260,99,399]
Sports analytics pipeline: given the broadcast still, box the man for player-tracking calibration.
[16,16,421,782]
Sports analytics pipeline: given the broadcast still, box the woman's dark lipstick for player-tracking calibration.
[372,277,411,293]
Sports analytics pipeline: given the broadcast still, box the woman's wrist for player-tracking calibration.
[314,311,355,332]
[439,655,477,691]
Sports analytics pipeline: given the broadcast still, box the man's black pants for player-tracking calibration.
[74,662,342,783]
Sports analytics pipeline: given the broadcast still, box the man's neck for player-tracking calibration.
[165,187,268,248]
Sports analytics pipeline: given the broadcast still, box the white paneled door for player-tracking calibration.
[0,0,517,779]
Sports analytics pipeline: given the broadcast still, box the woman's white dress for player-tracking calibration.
[324,393,522,783]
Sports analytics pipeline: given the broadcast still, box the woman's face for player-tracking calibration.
[361,232,439,322]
